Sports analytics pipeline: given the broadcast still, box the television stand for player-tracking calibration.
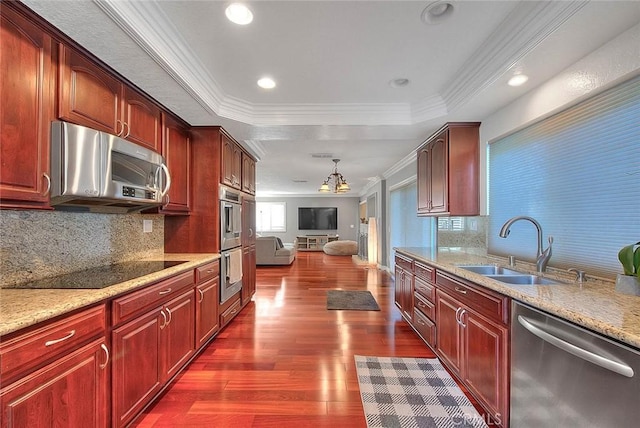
[296,235,339,251]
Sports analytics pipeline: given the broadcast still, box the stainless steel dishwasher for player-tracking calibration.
[511,302,640,427]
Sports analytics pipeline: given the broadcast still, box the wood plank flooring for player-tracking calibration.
[132,252,458,427]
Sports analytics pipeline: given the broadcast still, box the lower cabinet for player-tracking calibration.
[196,277,220,348]
[397,252,510,427]
[394,255,414,322]
[163,291,195,380]
[0,338,108,428]
[242,244,256,306]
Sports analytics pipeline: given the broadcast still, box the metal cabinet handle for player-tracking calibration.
[160,310,168,329]
[455,307,462,325]
[116,120,124,136]
[454,286,467,295]
[417,318,426,326]
[42,173,51,196]
[198,288,205,303]
[124,122,130,138]
[158,288,172,296]
[248,228,253,238]
[518,315,634,378]
[99,343,110,369]
[45,330,75,346]
[165,307,172,326]
[459,309,466,328]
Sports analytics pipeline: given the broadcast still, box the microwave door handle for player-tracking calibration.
[160,163,171,197]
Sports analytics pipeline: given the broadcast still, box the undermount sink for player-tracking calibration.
[458,265,521,275]
[486,274,562,285]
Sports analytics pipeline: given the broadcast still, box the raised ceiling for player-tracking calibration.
[23,0,640,196]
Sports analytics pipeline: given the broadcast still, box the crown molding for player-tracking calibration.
[441,0,589,112]
[383,150,417,180]
[96,0,587,127]
[241,139,266,161]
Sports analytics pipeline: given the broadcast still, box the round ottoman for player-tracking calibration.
[323,240,358,255]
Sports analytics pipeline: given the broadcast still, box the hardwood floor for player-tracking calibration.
[132,252,444,427]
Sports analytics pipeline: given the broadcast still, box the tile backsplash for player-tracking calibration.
[437,216,488,248]
[0,210,164,287]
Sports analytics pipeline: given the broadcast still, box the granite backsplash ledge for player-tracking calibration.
[0,210,164,287]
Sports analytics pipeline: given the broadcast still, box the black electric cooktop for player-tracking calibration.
[6,261,188,290]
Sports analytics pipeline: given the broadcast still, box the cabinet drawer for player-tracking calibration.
[414,292,435,321]
[395,254,413,271]
[414,277,435,303]
[0,305,106,381]
[220,298,241,329]
[196,261,219,283]
[436,271,509,324]
[112,271,194,325]
[413,309,436,348]
[414,261,435,283]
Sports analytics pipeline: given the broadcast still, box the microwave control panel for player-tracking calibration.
[122,186,156,200]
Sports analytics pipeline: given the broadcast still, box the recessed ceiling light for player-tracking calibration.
[225,3,253,25]
[257,77,276,89]
[389,78,410,88]
[508,74,529,87]
[421,1,455,25]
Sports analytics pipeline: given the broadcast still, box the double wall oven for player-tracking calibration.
[220,185,243,303]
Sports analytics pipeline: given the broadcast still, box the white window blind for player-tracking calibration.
[488,75,640,278]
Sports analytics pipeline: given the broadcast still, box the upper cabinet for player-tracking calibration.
[221,130,255,195]
[242,152,256,195]
[160,114,191,214]
[0,5,55,209]
[417,122,480,216]
[221,132,242,190]
[58,45,162,153]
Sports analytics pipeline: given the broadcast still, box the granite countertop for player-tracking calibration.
[395,247,640,349]
[0,253,219,337]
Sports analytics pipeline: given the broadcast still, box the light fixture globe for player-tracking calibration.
[318,159,350,194]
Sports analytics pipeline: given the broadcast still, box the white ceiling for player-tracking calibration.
[23,0,640,196]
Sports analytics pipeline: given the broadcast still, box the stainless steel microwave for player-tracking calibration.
[50,121,170,213]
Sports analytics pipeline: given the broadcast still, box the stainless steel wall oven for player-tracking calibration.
[219,185,243,303]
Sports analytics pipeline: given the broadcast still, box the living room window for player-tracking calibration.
[256,202,286,233]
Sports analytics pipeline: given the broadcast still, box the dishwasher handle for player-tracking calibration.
[518,315,635,378]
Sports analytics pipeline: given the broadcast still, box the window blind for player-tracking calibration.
[488,75,640,278]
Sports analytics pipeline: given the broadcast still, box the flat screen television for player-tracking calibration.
[298,207,338,230]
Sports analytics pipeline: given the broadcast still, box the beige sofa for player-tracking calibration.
[256,236,296,265]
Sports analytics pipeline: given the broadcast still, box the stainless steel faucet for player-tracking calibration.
[499,216,553,272]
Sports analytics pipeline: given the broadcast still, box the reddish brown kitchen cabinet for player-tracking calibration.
[394,255,414,322]
[0,5,55,209]
[160,114,191,214]
[58,44,162,152]
[222,133,242,190]
[162,290,196,380]
[242,152,256,195]
[417,122,480,216]
[242,196,256,306]
[435,290,464,373]
[195,262,220,347]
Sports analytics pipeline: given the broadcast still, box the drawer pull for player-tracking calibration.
[158,288,172,296]
[206,269,214,274]
[44,330,75,346]
[198,288,205,303]
[454,286,467,295]
[417,318,426,326]
[99,344,110,369]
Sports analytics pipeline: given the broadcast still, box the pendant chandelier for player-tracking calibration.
[318,159,351,194]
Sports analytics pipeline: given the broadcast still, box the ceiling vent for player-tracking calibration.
[292,179,308,183]
[311,153,334,159]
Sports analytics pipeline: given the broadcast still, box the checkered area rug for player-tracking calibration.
[355,355,488,428]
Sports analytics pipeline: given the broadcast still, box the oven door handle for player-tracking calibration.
[518,315,634,378]
[224,253,231,281]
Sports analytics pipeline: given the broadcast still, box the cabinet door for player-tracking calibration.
[58,44,122,135]
[416,146,430,214]
[435,290,463,375]
[429,132,448,213]
[161,115,191,214]
[122,86,162,152]
[401,270,414,322]
[196,278,220,347]
[163,290,195,381]
[0,7,54,207]
[242,152,256,194]
[242,244,256,306]
[463,310,509,422]
[221,134,237,188]
[394,267,403,312]
[0,339,108,428]
[112,309,163,428]
[242,197,256,247]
